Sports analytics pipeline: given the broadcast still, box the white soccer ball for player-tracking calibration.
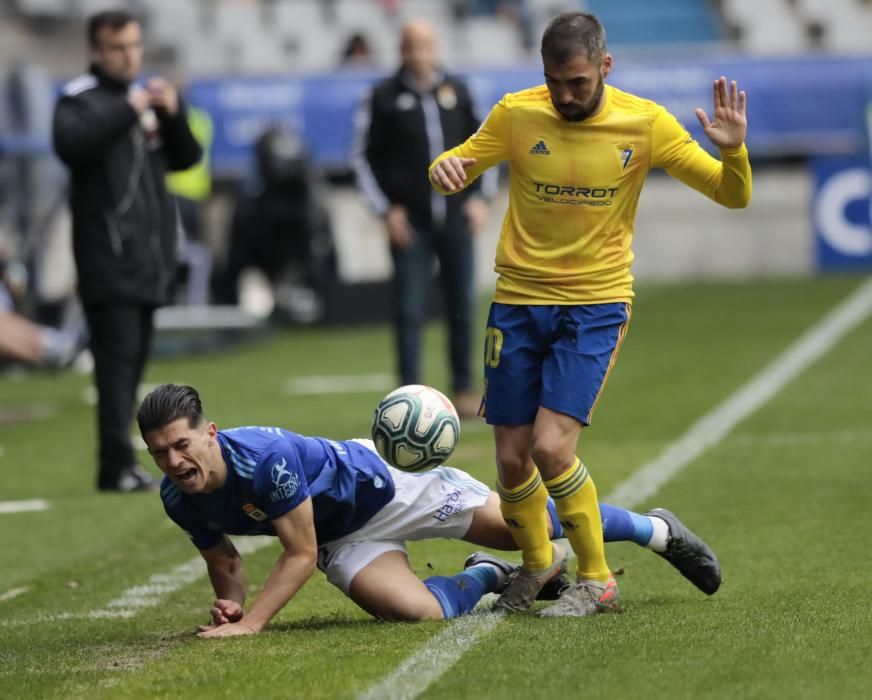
[371,384,460,472]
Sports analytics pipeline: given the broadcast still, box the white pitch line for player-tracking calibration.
[92,536,273,618]
[608,275,872,508]
[358,612,504,700]
[357,276,872,700]
[0,536,275,626]
[726,428,872,448]
[285,373,394,395]
[0,499,50,514]
[0,587,29,603]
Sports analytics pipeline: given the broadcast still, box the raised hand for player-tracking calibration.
[695,76,747,150]
[146,76,180,115]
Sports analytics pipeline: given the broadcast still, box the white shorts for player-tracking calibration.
[317,441,491,594]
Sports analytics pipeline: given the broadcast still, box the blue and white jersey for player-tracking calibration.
[160,427,395,550]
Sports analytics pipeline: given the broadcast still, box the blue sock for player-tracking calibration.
[546,497,565,539]
[599,503,654,546]
[424,566,497,619]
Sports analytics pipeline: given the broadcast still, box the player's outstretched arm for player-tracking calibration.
[430,156,477,194]
[196,536,248,633]
[197,499,318,638]
[695,76,747,150]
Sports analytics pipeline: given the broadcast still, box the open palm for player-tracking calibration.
[695,76,747,149]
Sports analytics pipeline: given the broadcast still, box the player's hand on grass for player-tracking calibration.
[695,76,747,150]
[197,621,258,638]
[196,598,244,632]
[431,156,476,193]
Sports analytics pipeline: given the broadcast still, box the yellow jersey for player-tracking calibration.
[429,84,752,304]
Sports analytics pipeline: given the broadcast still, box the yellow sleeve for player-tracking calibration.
[651,107,752,209]
[429,97,510,195]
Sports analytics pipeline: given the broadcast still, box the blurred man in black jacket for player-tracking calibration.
[53,10,201,492]
[352,19,494,419]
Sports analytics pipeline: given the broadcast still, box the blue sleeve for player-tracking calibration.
[253,443,311,521]
[161,492,223,551]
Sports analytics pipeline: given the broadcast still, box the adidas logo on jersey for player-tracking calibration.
[529,140,550,155]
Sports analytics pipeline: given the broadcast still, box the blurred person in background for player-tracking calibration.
[212,126,335,322]
[352,18,495,420]
[430,11,750,617]
[0,274,81,368]
[339,32,376,69]
[0,308,81,368]
[52,9,201,492]
[166,100,213,243]
[166,99,214,306]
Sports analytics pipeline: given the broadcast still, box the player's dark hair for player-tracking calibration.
[137,384,205,435]
[87,9,139,48]
[541,11,606,65]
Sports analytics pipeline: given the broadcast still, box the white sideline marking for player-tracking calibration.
[357,276,872,700]
[357,612,504,700]
[608,275,872,507]
[0,499,50,514]
[285,373,393,395]
[94,536,273,618]
[727,428,872,448]
[0,587,29,603]
[0,537,274,626]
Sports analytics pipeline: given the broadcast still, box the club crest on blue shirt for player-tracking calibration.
[243,503,269,521]
[270,457,300,503]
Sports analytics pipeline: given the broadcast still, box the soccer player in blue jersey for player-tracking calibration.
[137,384,720,637]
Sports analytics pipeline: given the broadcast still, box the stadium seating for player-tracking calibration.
[794,0,872,53]
[721,0,807,55]
[9,0,872,74]
[584,0,722,47]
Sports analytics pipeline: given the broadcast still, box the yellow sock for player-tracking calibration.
[544,458,611,582]
[497,470,552,571]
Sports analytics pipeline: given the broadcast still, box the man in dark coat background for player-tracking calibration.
[53,9,202,491]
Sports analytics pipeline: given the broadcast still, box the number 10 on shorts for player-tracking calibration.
[484,327,503,368]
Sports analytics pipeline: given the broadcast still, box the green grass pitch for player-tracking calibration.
[1,275,870,699]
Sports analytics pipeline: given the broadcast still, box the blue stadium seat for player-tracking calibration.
[584,0,722,46]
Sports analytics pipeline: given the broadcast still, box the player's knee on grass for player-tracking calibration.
[347,550,445,622]
[350,581,444,622]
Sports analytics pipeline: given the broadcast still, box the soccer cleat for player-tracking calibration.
[463,551,517,594]
[536,571,570,601]
[536,575,620,618]
[493,543,567,613]
[644,508,721,595]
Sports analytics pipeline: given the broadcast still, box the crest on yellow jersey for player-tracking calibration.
[616,143,634,170]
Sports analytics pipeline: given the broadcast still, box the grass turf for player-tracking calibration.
[1,275,870,699]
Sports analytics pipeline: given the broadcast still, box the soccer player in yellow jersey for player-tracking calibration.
[429,11,750,617]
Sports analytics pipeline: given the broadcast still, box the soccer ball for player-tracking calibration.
[371,384,460,472]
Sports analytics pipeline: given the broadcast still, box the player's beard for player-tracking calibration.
[556,75,605,122]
